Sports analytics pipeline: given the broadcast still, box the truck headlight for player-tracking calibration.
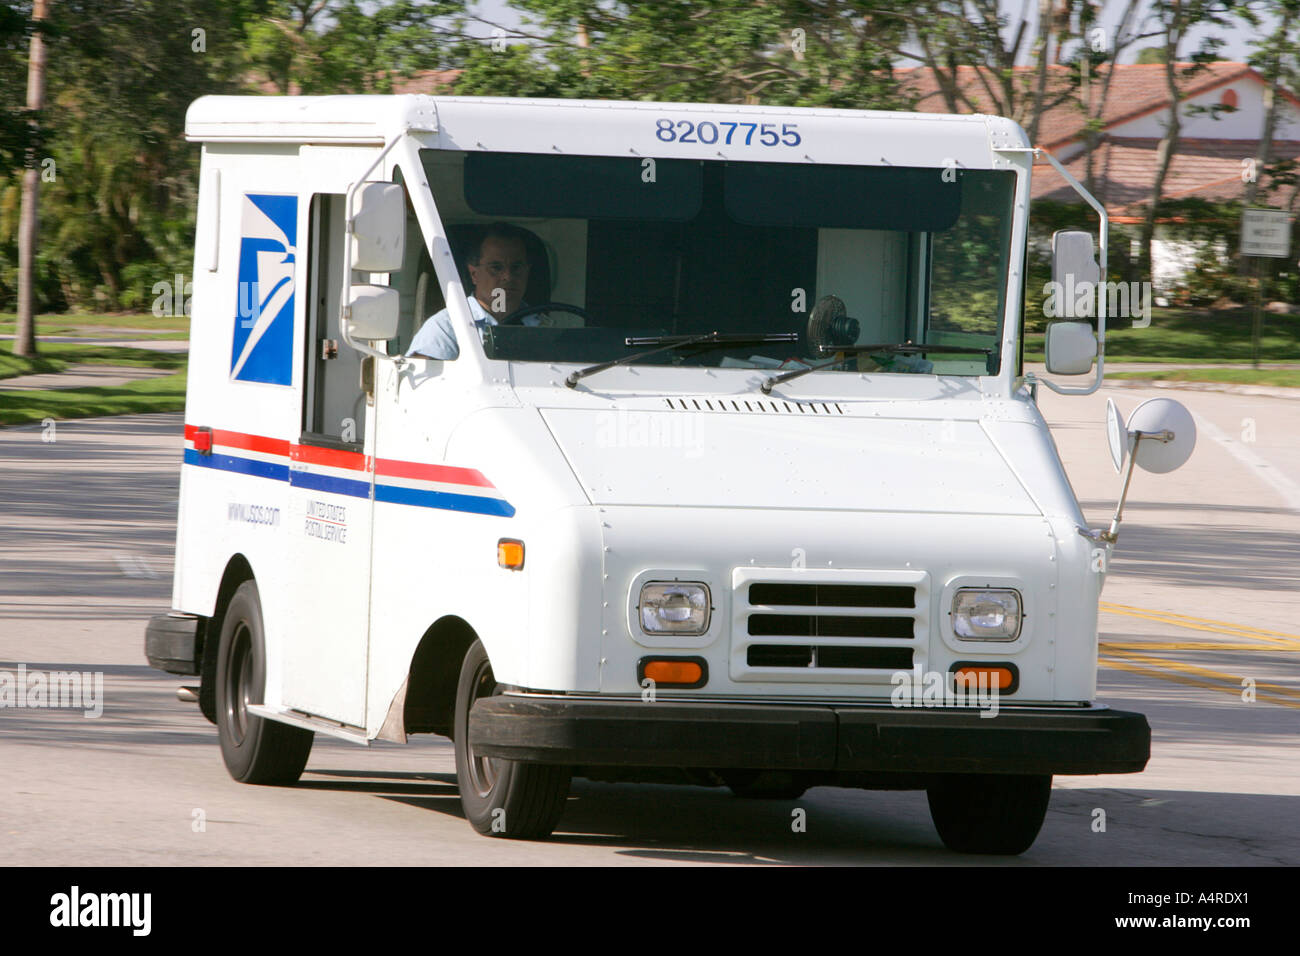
[952,589,1022,641]
[639,582,711,635]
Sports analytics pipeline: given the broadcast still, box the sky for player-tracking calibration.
[466,0,1271,66]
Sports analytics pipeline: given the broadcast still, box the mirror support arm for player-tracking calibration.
[996,145,1108,396]
[1078,429,1176,545]
[341,133,405,363]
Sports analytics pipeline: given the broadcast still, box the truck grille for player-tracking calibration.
[731,569,929,684]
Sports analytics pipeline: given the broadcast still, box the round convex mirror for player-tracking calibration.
[1105,398,1127,474]
[1127,398,1197,474]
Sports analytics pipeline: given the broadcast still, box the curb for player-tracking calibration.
[1103,378,1300,401]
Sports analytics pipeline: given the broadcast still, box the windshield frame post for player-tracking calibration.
[395,134,493,383]
[992,154,1033,400]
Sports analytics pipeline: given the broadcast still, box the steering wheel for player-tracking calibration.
[501,302,589,326]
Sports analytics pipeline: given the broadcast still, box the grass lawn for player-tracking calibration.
[0,369,188,426]
[35,342,188,369]
[1,342,186,379]
[0,348,68,379]
[1024,306,1300,363]
[0,312,189,335]
[1108,368,1300,388]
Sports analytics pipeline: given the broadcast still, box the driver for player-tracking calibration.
[407,222,541,360]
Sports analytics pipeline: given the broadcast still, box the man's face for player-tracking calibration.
[468,236,530,317]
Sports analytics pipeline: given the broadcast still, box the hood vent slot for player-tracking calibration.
[663,397,844,415]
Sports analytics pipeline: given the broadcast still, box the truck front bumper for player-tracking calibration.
[470,697,1150,775]
[145,613,203,676]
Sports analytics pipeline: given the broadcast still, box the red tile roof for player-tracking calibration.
[898,62,1281,149]
[900,62,1300,213]
[1031,137,1300,216]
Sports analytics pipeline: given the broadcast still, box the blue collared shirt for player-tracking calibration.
[406,297,539,360]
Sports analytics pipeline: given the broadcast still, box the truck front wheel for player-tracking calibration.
[454,640,570,839]
[926,773,1052,855]
[215,580,313,785]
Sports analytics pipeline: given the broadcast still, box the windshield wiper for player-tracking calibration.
[761,342,995,394]
[760,356,848,394]
[827,342,995,356]
[565,331,798,388]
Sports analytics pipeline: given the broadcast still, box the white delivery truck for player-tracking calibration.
[146,94,1194,854]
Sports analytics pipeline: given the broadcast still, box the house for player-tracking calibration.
[902,63,1300,292]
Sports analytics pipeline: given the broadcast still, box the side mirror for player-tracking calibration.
[1051,229,1100,292]
[351,182,405,273]
[1044,320,1097,374]
[1091,397,1196,546]
[346,285,399,341]
[1046,230,1102,375]
[1125,397,1197,474]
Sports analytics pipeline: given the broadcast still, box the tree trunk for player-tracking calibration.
[1140,38,1182,284]
[15,0,51,359]
[1243,10,1293,209]
[1026,0,1053,144]
[1081,0,1144,195]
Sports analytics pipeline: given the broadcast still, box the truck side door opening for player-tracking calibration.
[277,188,376,728]
[303,192,368,445]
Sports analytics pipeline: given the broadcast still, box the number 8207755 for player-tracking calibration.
[655,118,801,147]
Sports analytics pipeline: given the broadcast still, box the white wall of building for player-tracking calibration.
[1111,80,1300,141]
[1150,227,1230,298]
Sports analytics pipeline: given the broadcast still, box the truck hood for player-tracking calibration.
[539,406,1039,515]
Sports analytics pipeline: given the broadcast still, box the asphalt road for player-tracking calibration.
[0,380,1296,866]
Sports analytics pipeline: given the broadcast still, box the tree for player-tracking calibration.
[1240,0,1300,208]
[1136,0,1237,284]
[244,0,459,95]
[451,1,912,110]
[858,0,1086,142]
[14,0,49,358]
[1076,0,1162,195]
[0,4,32,170]
[31,0,251,311]
[1,0,476,317]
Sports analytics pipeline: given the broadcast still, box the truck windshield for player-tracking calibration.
[410,149,1017,377]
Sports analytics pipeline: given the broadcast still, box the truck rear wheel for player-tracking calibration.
[454,639,570,839]
[926,773,1051,854]
[215,581,313,785]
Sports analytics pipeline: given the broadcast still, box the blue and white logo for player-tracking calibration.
[232,193,297,385]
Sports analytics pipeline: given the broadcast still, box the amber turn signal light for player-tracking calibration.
[637,657,708,688]
[497,538,524,570]
[951,663,1018,694]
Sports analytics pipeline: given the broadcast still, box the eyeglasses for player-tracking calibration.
[479,259,530,278]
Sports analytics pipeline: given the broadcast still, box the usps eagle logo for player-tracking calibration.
[231,193,297,385]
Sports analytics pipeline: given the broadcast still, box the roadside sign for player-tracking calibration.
[1240,207,1291,258]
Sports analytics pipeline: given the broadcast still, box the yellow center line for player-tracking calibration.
[1100,641,1297,652]
[1094,602,1300,708]
[1100,602,1300,650]
[1099,647,1300,699]
[1099,657,1300,710]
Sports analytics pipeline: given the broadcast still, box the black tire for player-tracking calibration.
[926,773,1052,855]
[723,770,808,801]
[454,639,570,839]
[215,580,313,785]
